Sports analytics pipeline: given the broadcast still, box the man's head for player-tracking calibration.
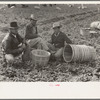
[30,14,37,26]
[9,21,19,35]
[53,22,61,33]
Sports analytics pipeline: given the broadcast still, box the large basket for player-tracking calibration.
[63,44,96,63]
[31,49,51,66]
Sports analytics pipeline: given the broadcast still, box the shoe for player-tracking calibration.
[49,53,56,61]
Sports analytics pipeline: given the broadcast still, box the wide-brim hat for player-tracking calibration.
[9,21,19,29]
[30,14,37,21]
[53,22,62,29]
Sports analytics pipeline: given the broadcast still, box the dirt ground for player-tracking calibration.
[0,4,100,82]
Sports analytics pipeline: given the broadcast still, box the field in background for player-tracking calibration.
[0,4,100,82]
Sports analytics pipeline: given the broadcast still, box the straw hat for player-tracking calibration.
[30,14,37,21]
[9,21,19,29]
[53,22,62,29]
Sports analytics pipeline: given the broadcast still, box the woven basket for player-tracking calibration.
[63,44,96,63]
[31,49,51,66]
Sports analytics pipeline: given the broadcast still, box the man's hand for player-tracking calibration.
[18,43,23,47]
[18,43,26,52]
[64,41,68,46]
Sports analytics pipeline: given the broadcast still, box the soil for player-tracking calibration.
[0,4,100,82]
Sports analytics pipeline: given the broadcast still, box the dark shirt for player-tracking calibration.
[25,24,38,39]
[51,31,72,48]
[2,33,24,56]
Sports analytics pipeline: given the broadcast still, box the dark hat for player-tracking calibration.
[9,21,19,29]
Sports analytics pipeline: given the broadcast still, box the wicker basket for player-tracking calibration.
[31,49,51,66]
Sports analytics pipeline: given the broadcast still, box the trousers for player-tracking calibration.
[27,37,49,51]
[47,43,63,58]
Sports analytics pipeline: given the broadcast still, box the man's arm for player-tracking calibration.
[48,35,53,44]
[64,33,72,44]
[4,40,24,55]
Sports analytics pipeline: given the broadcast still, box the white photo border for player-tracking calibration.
[0,1,100,99]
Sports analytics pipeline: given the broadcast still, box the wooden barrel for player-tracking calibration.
[63,44,96,63]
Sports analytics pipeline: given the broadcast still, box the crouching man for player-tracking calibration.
[25,14,49,51]
[48,22,72,61]
[1,21,31,65]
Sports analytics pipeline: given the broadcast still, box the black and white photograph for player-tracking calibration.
[0,2,100,82]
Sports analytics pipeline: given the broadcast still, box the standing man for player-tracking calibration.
[2,21,31,64]
[48,22,72,60]
[25,14,49,51]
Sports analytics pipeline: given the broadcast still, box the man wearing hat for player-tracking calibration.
[25,14,49,50]
[2,21,31,64]
[48,22,72,60]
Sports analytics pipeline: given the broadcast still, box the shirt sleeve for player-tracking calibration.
[64,33,72,44]
[17,33,24,43]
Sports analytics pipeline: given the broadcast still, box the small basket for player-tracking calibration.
[31,49,51,66]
